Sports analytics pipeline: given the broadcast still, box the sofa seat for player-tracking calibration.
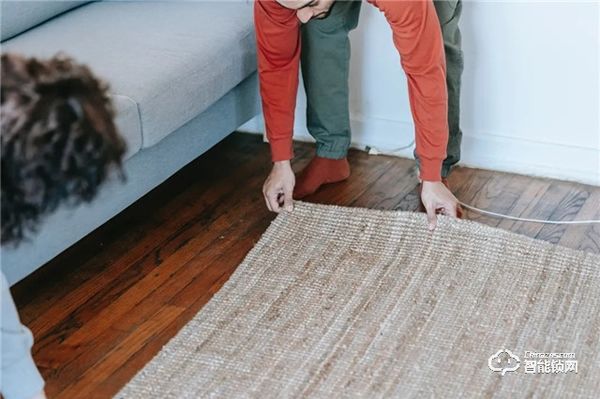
[1,1,257,157]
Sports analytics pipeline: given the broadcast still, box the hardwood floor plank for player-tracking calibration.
[534,185,591,244]
[168,209,273,309]
[456,171,516,227]
[99,204,275,398]
[445,165,476,192]
[578,221,600,254]
[349,157,419,210]
[509,182,575,241]
[558,189,600,253]
[494,176,553,231]
[54,305,185,399]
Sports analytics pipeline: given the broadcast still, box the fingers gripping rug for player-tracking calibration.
[116,202,600,399]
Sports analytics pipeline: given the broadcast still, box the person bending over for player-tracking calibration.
[256,0,461,229]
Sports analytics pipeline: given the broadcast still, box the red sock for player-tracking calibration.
[293,156,350,199]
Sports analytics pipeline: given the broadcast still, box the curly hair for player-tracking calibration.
[1,53,126,246]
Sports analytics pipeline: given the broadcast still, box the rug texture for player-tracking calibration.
[115,202,600,399]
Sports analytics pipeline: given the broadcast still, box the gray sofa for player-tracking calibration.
[1,0,261,285]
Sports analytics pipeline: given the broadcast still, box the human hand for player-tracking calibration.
[263,161,295,213]
[420,180,460,230]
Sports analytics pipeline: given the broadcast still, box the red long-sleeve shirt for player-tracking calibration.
[255,0,448,182]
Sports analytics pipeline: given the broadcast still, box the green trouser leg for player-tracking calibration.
[302,0,463,174]
[300,0,362,160]
[415,0,464,178]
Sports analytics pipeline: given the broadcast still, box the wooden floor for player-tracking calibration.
[12,132,600,398]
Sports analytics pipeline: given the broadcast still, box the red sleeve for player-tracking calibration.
[254,0,301,162]
[369,0,448,182]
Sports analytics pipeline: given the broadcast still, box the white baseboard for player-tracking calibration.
[238,115,600,186]
[459,134,599,186]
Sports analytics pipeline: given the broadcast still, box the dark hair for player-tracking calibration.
[1,53,126,245]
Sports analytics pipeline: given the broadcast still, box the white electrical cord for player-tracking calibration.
[365,140,415,156]
[363,143,600,225]
[459,202,600,225]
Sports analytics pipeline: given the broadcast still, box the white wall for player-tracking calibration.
[241,0,600,185]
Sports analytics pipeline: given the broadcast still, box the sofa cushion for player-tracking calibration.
[1,1,257,150]
[0,1,92,42]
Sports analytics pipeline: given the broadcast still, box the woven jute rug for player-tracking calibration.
[116,202,600,399]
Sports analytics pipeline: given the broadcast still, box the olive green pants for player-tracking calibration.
[300,0,463,178]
